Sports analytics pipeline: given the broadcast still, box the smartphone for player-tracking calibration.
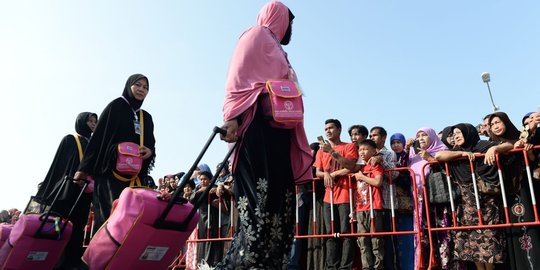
[317,136,325,145]
[413,140,422,153]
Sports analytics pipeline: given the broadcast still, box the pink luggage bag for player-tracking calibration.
[0,177,89,270]
[0,215,72,270]
[83,126,236,270]
[82,188,199,270]
[0,225,13,249]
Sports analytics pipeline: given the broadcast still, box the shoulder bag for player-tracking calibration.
[428,167,460,204]
[261,79,304,129]
[113,110,144,187]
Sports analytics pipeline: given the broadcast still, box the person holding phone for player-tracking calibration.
[315,119,358,269]
[407,127,449,269]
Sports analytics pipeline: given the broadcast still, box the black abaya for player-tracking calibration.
[78,74,155,232]
[35,112,96,269]
[214,108,296,270]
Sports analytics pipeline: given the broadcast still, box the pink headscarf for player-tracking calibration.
[223,1,312,183]
[223,1,290,122]
[409,127,448,187]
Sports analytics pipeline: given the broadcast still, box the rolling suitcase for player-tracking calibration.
[83,126,236,270]
[0,177,89,270]
[0,225,12,249]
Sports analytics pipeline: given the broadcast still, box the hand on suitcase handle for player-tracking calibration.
[72,171,88,186]
[218,120,238,143]
[214,126,227,136]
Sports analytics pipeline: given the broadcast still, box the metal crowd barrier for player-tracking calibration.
[170,193,235,269]
[170,166,424,269]
[78,146,539,269]
[421,146,540,269]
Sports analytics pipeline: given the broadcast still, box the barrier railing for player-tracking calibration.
[130,146,539,269]
[170,166,424,269]
[82,210,94,247]
[170,193,235,269]
[422,146,540,269]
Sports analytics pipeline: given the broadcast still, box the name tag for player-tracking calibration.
[134,120,141,135]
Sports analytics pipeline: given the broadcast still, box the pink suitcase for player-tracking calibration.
[0,225,13,249]
[83,126,236,270]
[0,177,89,270]
[0,214,73,270]
[82,188,199,270]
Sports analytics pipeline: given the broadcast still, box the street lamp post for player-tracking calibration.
[481,72,499,112]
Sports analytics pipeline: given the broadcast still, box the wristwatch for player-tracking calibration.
[331,151,339,159]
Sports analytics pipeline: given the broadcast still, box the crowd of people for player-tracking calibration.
[166,111,539,270]
[0,209,21,225]
[307,113,540,270]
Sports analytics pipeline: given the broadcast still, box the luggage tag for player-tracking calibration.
[134,119,141,135]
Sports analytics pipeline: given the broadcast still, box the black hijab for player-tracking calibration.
[36,113,96,207]
[450,123,498,183]
[453,123,493,153]
[79,74,155,177]
[122,74,149,110]
[488,112,520,144]
[440,126,454,149]
[75,112,98,139]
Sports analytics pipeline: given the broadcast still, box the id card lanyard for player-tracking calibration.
[120,96,144,147]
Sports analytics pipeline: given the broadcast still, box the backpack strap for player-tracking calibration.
[139,110,144,147]
[73,134,83,161]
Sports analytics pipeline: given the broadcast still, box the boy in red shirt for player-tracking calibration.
[354,139,384,270]
[315,119,358,269]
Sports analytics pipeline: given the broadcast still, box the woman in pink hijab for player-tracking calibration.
[217,1,312,269]
[408,128,462,270]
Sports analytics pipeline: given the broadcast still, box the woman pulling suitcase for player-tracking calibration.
[217,1,312,269]
[36,112,97,270]
[74,74,156,234]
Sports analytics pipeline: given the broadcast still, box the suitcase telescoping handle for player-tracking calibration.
[154,126,237,231]
[35,176,89,239]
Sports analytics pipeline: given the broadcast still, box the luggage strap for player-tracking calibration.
[42,216,62,240]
